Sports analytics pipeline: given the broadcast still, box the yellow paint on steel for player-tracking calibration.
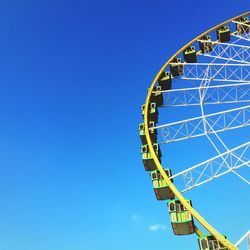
[194,225,204,237]
[144,11,250,250]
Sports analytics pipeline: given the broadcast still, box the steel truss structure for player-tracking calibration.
[171,141,250,192]
[143,12,250,250]
[157,105,250,143]
[171,63,250,83]
[160,83,250,107]
[233,21,250,41]
[197,41,250,63]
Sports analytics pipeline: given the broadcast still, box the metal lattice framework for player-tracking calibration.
[158,105,250,143]
[171,141,250,192]
[143,12,250,250]
[197,41,250,63]
[176,63,250,83]
[160,83,250,107]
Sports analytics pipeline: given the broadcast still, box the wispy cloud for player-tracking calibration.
[149,224,167,232]
[131,213,143,221]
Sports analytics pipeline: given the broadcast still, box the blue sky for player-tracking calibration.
[0,1,249,250]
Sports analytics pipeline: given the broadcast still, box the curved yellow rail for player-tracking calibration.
[144,11,250,250]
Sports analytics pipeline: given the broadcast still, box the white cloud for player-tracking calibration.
[131,214,143,221]
[149,224,167,232]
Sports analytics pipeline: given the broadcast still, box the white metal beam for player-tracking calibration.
[156,105,250,143]
[158,83,250,107]
[170,142,250,192]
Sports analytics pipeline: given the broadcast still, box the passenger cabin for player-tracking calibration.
[168,199,195,235]
[138,122,157,145]
[141,103,159,123]
[198,235,228,250]
[149,102,159,123]
[150,168,174,200]
[150,86,163,106]
[170,58,183,77]
[141,143,161,171]
[158,72,172,90]
[236,17,250,34]
[183,46,197,63]
[216,26,230,43]
[199,36,212,53]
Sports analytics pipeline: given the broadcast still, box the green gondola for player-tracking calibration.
[141,102,159,123]
[216,26,230,43]
[170,58,183,77]
[199,36,212,53]
[150,168,174,200]
[150,86,163,106]
[149,102,158,123]
[138,122,157,145]
[141,143,161,171]
[183,46,197,63]
[158,72,172,90]
[236,17,250,34]
[168,199,195,235]
[141,104,146,117]
[198,235,228,250]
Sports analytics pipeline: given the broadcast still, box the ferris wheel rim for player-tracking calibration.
[144,11,250,250]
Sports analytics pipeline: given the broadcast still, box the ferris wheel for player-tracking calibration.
[139,12,250,250]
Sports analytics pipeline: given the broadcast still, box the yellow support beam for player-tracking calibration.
[194,225,204,237]
[144,11,250,250]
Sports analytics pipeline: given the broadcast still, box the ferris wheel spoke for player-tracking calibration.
[198,87,250,189]
[182,77,249,83]
[235,230,250,247]
[232,21,250,41]
[175,63,250,83]
[233,35,250,42]
[202,114,250,170]
[232,31,250,42]
[170,142,250,192]
[198,40,250,63]
[231,170,250,185]
[157,105,250,143]
[159,82,250,107]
